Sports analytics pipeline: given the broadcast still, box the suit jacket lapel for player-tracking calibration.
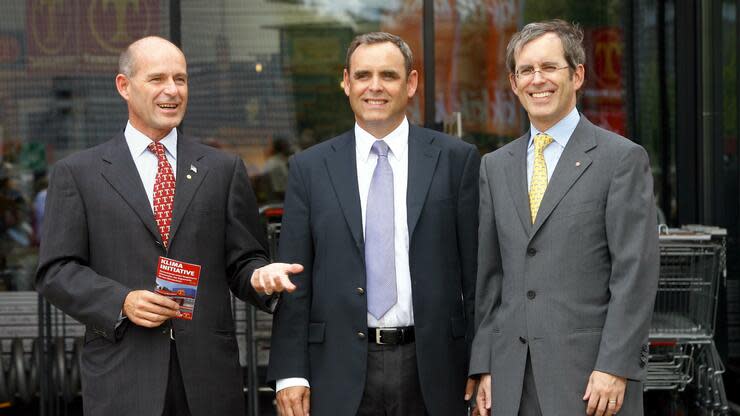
[324,131,364,251]
[506,134,532,236]
[530,117,596,238]
[407,126,440,239]
[100,133,161,242]
[169,134,209,245]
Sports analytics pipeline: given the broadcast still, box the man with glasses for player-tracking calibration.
[470,20,659,416]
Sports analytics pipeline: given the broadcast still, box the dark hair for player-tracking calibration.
[505,19,585,74]
[345,32,413,75]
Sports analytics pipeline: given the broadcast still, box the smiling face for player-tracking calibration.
[115,38,188,141]
[343,41,418,139]
[509,32,584,132]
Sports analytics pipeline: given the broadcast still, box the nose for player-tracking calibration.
[163,78,178,95]
[368,75,383,91]
[531,70,547,84]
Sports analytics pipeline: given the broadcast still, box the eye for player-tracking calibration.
[518,67,534,77]
[541,64,559,73]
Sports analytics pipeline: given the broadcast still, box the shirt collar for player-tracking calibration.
[124,121,178,160]
[528,107,580,149]
[355,117,409,162]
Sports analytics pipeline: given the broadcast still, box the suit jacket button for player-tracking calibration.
[357,332,366,340]
[356,287,365,295]
[527,247,537,256]
[527,290,536,300]
[519,336,527,344]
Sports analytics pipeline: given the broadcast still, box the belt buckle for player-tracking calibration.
[375,328,388,345]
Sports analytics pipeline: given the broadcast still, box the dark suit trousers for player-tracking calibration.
[356,342,426,416]
[162,341,192,416]
[519,350,543,416]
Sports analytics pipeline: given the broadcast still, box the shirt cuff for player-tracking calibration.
[116,310,127,328]
[266,293,280,313]
[276,377,310,392]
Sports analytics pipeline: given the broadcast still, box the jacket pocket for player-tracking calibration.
[450,316,466,339]
[572,327,603,334]
[308,322,325,343]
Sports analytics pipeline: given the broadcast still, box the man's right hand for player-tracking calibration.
[276,386,310,416]
[250,263,303,295]
[122,290,180,328]
[476,374,492,416]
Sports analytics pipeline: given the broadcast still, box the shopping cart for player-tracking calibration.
[646,225,729,415]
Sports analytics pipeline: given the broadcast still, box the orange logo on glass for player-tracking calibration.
[87,0,154,54]
[593,29,623,90]
[29,0,72,55]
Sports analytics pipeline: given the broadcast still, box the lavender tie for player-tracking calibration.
[366,140,397,319]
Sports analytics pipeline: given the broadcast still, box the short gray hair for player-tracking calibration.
[505,19,585,74]
[345,32,414,75]
[118,46,135,77]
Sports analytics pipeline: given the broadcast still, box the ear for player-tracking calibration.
[343,69,350,97]
[115,74,130,101]
[509,73,520,97]
[406,69,419,98]
[573,64,585,91]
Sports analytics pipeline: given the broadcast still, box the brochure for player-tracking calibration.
[154,256,201,320]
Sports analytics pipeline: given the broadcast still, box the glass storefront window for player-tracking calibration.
[1,1,171,291]
[179,1,423,203]
[0,1,423,292]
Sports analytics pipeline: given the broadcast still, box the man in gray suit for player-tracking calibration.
[471,20,659,416]
[36,36,274,415]
[260,32,479,416]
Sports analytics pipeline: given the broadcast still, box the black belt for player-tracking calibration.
[368,327,415,345]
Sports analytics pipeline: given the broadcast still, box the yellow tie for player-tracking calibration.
[529,133,553,224]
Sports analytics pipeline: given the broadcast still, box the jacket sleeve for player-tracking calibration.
[469,154,503,376]
[35,160,131,342]
[456,145,480,362]
[266,155,314,383]
[594,145,659,380]
[223,155,272,310]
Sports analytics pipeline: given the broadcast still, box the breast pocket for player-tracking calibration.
[556,199,602,220]
[567,201,609,273]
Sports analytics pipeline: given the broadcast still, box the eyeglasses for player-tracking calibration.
[515,64,570,80]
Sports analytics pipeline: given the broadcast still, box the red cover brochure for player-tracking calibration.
[154,256,201,320]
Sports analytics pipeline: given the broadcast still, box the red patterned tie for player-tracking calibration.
[148,142,176,248]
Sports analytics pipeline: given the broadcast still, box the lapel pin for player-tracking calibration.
[186,174,192,180]
[190,164,197,173]
[575,161,581,167]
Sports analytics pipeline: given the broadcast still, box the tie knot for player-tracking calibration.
[148,142,166,159]
[371,140,390,158]
[534,133,553,153]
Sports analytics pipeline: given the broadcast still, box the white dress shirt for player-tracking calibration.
[526,107,580,189]
[117,123,178,325]
[277,118,415,392]
[124,122,178,211]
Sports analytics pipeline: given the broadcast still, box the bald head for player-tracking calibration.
[115,36,188,141]
[119,36,184,78]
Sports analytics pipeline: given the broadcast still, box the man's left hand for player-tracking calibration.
[250,263,303,295]
[464,377,480,415]
[583,370,626,416]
